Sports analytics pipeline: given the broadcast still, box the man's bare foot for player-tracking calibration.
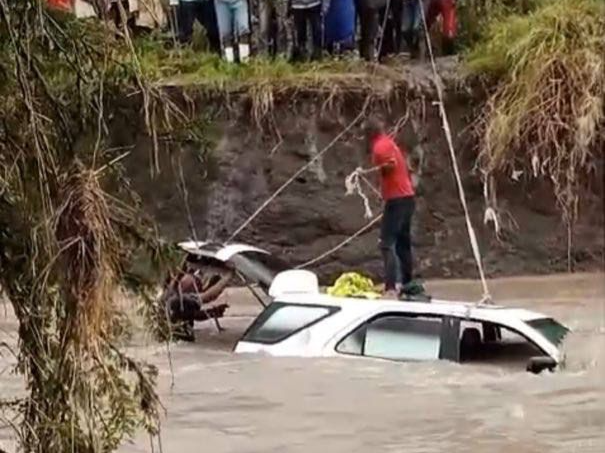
[383,290,399,300]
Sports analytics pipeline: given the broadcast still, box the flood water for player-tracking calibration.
[1,273,604,452]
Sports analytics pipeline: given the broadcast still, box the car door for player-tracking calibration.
[334,312,461,363]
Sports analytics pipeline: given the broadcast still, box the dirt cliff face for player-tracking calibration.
[118,90,604,284]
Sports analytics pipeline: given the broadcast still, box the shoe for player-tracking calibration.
[224,46,235,63]
[238,43,250,63]
[400,280,426,297]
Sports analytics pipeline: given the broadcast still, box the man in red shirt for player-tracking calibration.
[364,119,415,297]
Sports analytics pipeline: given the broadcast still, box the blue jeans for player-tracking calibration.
[215,0,250,43]
[380,197,415,290]
[402,0,422,32]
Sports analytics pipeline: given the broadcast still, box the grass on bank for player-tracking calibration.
[456,0,545,47]
[136,37,354,87]
[466,0,605,223]
[133,35,435,98]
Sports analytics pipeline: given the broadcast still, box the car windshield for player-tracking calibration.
[526,318,569,346]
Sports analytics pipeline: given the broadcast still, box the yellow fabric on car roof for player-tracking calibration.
[327,272,381,299]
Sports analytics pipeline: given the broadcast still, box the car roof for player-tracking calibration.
[273,293,549,323]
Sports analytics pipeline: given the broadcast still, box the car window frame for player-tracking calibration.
[240,301,340,345]
[454,318,554,363]
[335,312,552,363]
[334,311,460,362]
[470,319,551,356]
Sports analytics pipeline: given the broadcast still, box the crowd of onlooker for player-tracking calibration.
[48,0,458,64]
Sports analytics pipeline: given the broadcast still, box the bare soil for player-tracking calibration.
[117,86,604,284]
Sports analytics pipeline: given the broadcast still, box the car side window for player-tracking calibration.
[459,322,545,368]
[336,315,444,362]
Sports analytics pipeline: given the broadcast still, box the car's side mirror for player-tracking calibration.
[526,356,557,374]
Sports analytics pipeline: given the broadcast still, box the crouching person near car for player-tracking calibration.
[164,264,234,341]
[215,0,251,62]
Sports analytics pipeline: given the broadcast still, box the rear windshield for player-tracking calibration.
[230,252,290,290]
[526,318,569,346]
[242,302,338,344]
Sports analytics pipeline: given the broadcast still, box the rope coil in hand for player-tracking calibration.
[345,167,374,219]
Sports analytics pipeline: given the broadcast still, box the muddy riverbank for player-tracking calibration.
[114,72,604,283]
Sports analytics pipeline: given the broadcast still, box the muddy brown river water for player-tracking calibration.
[1,273,604,452]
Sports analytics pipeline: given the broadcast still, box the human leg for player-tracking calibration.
[232,0,251,38]
[274,0,293,56]
[233,0,251,61]
[166,293,200,342]
[440,0,456,54]
[258,0,273,54]
[360,7,379,61]
[309,5,323,60]
[292,8,308,61]
[394,197,415,285]
[378,5,392,59]
[215,0,234,45]
[178,1,196,43]
[380,201,402,292]
[215,0,235,60]
[391,0,404,53]
[425,0,440,29]
[407,0,422,57]
[198,0,222,53]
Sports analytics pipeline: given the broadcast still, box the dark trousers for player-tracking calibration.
[109,0,135,30]
[380,197,415,290]
[292,6,323,60]
[358,6,380,61]
[178,1,221,53]
[379,0,404,58]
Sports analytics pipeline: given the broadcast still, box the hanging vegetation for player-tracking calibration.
[0,1,183,451]
[467,0,605,252]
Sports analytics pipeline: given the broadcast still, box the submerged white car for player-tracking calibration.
[178,241,569,374]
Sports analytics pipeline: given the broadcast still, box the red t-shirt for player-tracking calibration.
[371,134,415,200]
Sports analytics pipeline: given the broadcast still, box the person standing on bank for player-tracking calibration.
[176,0,221,53]
[215,0,251,62]
[362,119,415,298]
[356,0,387,61]
[289,0,329,61]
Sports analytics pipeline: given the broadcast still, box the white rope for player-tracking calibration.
[226,0,401,243]
[418,1,492,303]
[227,108,367,242]
[345,167,374,219]
[298,166,382,268]
[298,214,383,269]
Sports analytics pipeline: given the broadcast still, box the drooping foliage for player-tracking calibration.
[0,2,181,451]
[467,0,605,248]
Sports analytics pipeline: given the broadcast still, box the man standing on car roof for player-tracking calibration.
[362,118,415,298]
